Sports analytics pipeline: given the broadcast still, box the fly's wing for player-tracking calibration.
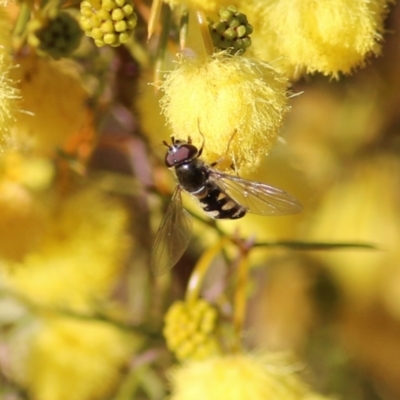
[209,171,302,216]
[151,187,193,275]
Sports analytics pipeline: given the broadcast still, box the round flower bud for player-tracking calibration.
[80,0,137,47]
[163,299,221,361]
[27,12,83,59]
[208,6,253,54]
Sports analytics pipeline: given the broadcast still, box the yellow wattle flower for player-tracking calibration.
[306,155,400,305]
[160,51,290,171]
[168,353,331,400]
[12,316,140,400]
[242,0,394,78]
[3,188,131,312]
[10,55,87,154]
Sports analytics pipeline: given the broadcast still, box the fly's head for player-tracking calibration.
[163,136,200,168]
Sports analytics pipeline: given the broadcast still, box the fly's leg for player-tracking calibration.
[210,130,240,175]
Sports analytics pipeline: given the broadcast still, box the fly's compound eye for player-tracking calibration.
[165,144,199,167]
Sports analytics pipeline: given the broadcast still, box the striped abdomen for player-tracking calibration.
[193,182,246,219]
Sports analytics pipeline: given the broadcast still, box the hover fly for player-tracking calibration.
[151,136,302,275]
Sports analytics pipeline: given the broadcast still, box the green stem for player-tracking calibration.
[179,7,189,51]
[253,240,377,251]
[196,10,214,56]
[185,237,230,303]
[154,3,171,82]
[13,2,31,39]
[233,253,249,351]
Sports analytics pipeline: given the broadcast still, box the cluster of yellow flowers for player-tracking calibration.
[163,299,220,360]
[139,0,395,173]
[0,7,139,399]
[11,316,140,400]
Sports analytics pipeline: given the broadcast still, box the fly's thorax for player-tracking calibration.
[174,159,209,193]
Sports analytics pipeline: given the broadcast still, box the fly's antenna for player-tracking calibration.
[197,119,205,156]
[163,136,176,148]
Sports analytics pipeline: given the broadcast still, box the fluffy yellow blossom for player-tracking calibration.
[10,55,87,154]
[14,316,140,400]
[242,0,393,77]
[3,188,131,312]
[168,353,331,400]
[160,51,290,171]
[306,155,400,304]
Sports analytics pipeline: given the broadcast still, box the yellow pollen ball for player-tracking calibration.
[3,188,131,312]
[13,316,141,400]
[160,52,290,172]
[245,0,394,77]
[10,56,87,155]
[168,353,331,400]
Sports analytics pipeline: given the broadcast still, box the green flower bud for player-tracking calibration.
[27,12,83,59]
[208,6,253,54]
